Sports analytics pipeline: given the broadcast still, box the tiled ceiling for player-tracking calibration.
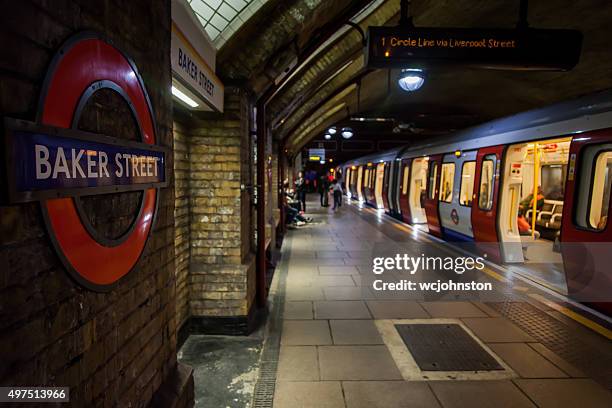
[188,0,268,48]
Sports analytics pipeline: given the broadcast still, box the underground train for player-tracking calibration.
[339,90,612,315]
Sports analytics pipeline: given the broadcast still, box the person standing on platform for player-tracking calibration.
[332,178,343,210]
[319,173,330,207]
[295,171,306,212]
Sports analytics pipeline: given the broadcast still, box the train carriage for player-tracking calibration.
[341,90,612,314]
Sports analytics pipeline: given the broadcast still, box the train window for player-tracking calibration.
[459,161,476,206]
[402,165,410,195]
[439,163,455,203]
[478,157,495,211]
[589,151,612,230]
[541,164,566,200]
[428,162,438,199]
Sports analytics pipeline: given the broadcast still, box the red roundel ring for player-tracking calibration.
[450,208,459,225]
[38,33,158,291]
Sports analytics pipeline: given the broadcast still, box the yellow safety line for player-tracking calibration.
[528,294,612,340]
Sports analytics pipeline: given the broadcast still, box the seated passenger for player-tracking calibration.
[519,186,545,214]
[518,209,540,238]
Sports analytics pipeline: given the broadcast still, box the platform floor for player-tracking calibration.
[258,195,612,408]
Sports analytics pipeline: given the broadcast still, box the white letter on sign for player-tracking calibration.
[35,144,51,179]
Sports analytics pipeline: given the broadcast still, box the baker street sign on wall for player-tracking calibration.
[2,32,167,291]
[4,119,167,203]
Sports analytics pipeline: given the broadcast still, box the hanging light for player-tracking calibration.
[328,126,337,135]
[341,127,353,139]
[320,160,326,164]
[324,133,332,140]
[398,69,425,92]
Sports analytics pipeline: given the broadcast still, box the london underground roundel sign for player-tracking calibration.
[3,33,168,291]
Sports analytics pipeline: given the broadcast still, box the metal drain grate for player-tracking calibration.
[488,301,612,389]
[395,324,503,371]
[251,234,294,407]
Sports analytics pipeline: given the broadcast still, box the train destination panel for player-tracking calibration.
[366,26,583,70]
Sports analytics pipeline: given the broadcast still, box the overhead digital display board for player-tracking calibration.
[366,26,582,71]
[309,148,325,162]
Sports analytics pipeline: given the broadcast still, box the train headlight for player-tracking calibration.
[398,69,425,92]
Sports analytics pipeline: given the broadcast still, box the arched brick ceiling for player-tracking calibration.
[216,0,371,91]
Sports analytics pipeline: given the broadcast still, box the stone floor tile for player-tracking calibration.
[273,381,345,408]
[286,286,325,301]
[461,317,534,342]
[319,345,402,380]
[419,301,488,318]
[323,286,373,301]
[316,275,356,287]
[312,258,348,266]
[429,380,535,408]
[471,302,503,317]
[330,320,383,344]
[281,320,332,345]
[513,378,612,408]
[316,251,349,259]
[527,343,586,377]
[277,346,319,381]
[488,343,567,378]
[343,381,441,408]
[366,300,430,319]
[314,301,372,319]
[318,266,360,275]
[284,301,313,320]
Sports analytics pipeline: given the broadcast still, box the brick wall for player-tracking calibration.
[174,120,191,332]
[183,87,257,323]
[0,1,192,406]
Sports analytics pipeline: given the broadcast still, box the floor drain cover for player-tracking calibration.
[395,324,503,371]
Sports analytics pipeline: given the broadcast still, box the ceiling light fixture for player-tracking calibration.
[171,85,199,108]
[324,133,332,140]
[398,69,425,92]
[328,126,337,135]
[341,127,353,139]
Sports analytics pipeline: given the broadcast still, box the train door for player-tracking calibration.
[424,154,443,237]
[398,159,412,223]
[374,162,385,209]
[363,166,370,204]
[561,131,612,313]
[472,146,504,261]
[410,157,429,225]
[382,161,391,210]
[438,151,477,241]
[498,137,571,292]
[345,167,351,196]
[356,166,364,201]
[393,160,403,216]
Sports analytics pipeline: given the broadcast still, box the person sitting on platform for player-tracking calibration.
[282,179,312,227]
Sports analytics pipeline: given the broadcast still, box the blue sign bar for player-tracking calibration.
[4,120,168,203]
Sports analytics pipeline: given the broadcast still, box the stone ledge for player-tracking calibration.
[150,362,194,408]
[177,301,266,348]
